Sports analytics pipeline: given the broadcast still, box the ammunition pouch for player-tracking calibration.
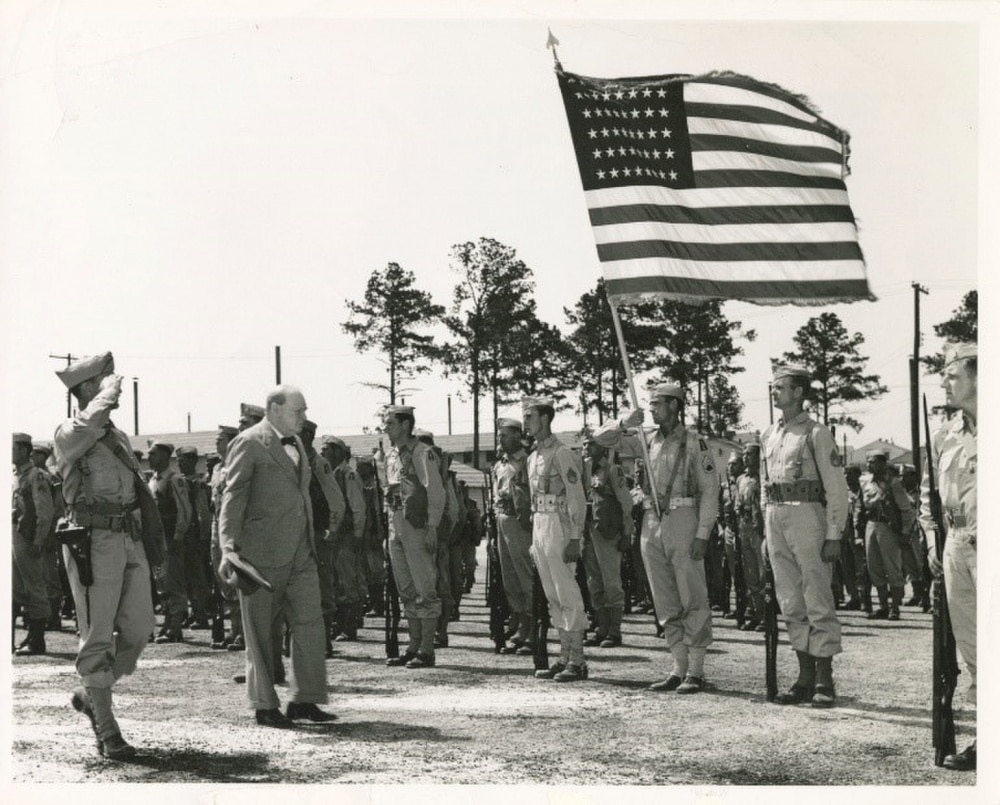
[69,500,139,534]
[55,520,94,587]
[532,494,567,514]
[764,480,825,505]
[495,498,516,516]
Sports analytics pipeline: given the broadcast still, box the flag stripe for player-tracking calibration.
[694,170,845,190]
[601,256,868,283]
[592,220,860,245]
[605,275,874,303]
[686,102,835,137]
[690,133,843,165]
[586,184,851,209]
[597,239,863,263]
[688,116,843,153]
[589,202,856,227]
[683,81,820,125]
[692,150,842,178]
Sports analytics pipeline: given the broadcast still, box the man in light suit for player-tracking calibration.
[218,385,334,728]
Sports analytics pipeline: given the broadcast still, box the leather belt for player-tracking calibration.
[533,494,567,513]
[643,496,695,511]
[765,480,824,504]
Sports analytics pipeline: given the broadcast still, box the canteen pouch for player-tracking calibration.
[56,520,93,587]
[400,475,428,528]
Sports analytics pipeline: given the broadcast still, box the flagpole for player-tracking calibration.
[607,298,661,520]
[546,28,562,70]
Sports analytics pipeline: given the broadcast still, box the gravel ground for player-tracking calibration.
[6,570,979,796]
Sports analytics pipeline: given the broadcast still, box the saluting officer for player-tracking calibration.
[12,432,55,655]
[922,342,977,771]
[382,405,444,668]
[493,418,535,654]
[761,363,848,708]
[148,441,193,643]
[595,382,719,693]
[523,396,590,682]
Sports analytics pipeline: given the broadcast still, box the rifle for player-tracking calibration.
[924,396,958,766]
[762,549,779,702]
[484,469,507,653]
[725,475,747,627]
[532,563,551,671]
[379,474,400,658]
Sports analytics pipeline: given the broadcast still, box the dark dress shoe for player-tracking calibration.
[867,608,889,620]
[154,631,183,644]
[600,635,622,648]
[255,708,295,729]
[583,634,604,647]
[534,661,566,680]
[286,702,337,722]
[811,685,836,708]
[942,742,976,771]
[233,674,247,683]
[99,732,137,760]
[405,652,435,668]
[649,675,683,692]
[386,650,417,667]
[774,684,814,705]
[676,675,704,694]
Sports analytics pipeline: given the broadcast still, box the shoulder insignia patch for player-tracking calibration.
[698,438,708,451]
[566,468,578,485]
[830,449,843,468]
[701,455,715,474]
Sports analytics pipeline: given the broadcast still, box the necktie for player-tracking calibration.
[280,436,296,446]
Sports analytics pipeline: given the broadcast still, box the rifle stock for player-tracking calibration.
[484,470,507,653]
[924,396,958,766]
[763,552,779,702]
[532,564,550,671]
[378,479,400,659]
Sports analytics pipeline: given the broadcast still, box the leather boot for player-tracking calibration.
[584,608,608,646]
[888,586,904,620]
[554,630,588,682]
[868,585,890,619]
[812,655,836,707]
[434,609,449,648]
[906,580,924,607]
[775,650,815,704]
[601,606,623,648]
[15,618,47,656]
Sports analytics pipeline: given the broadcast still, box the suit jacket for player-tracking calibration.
[218,419,315,569]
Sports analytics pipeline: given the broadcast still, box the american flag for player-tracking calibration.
[556,69,875,305]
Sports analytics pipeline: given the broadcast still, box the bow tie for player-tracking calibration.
[280,436,297,447]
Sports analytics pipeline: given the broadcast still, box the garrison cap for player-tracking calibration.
[56,351,114,390]
[176,446,198,459]
[943,341,977,369]
[772,363,811,382]
[217,425,238,437]
[13,432,33,446]
[321,435,347,450]
[866,449,889,460]
[354,454,375,466]
[650,382,684,402]
[239,403,264,423]
[148,441,175,455]
[497,417,523,431]
[31,443,52,456]
[301,419,317,437]
[413,428,434,439]
[383,405,414,417]
[900,463,917,475]
[521,396,554,413]
[728,450,742,464]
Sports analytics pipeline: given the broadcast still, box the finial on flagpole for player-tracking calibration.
[546,28,562,70]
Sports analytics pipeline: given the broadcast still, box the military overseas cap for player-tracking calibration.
[176,446,198,458]
[354,454,375,466]
[943,341,976,369]
[56,351,115,390]
[497,417,523,431]
[383,404,414,417]
[31,443,52,456]
[521,396,554,413]
[239,403,264,423]
[772,363,811,382]
[148,441,175,455]
[217,425,238,437]
[866,449,889,460]
[13,432,33,446]
[321,435,347,450]
[413,428,434,439]
[728,450,741,464]
[650,382,685,402]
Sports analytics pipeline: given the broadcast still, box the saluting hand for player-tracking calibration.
[620,409,644,430]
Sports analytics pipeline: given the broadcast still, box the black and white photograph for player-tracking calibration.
[2,0,994,800]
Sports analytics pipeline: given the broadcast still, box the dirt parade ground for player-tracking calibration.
[5,551,982,799]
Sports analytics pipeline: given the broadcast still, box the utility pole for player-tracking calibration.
[911,283,929,479]
[767,383,774,425]
[49,353,76,417]
[133,378,139,435]
[275,346,281,384]
[187,412,191,433]
[447,395,452,436]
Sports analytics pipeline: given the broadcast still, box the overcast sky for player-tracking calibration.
[1,1,991,452]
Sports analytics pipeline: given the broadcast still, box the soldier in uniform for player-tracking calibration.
[522,397,589,682]
[147,441,193,643]
[720,451,746,624]
[845,465,871,613]
[301,423,346,657]
[492,418,535,654]
[321,435,366,642]
[355,455,386,618]
[381,405,444,668]
[859,450,914,621]
[898,464,929,611]
[581,434,633,648]
[735,442,765,631]
[30,443,66,630]
[176,447,212,629]
[922,342,977,771]
[209,425,242,650]
[12,432,55,655]
[595,383,719,693]
[761,363,848,708]
[54,353,164,759]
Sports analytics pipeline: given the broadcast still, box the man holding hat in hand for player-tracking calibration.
[761,363,848,708]
[595,382,719,693]
[53,352,165,759]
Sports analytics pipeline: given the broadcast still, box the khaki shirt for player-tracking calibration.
[760,411,848,541]
[12,463,55,545]
[492,450,531,521]
[920,412,977,550]
[860,474,915,536]
[150,467,193,543]
[308,452,346,534]
[386,439,445,530]
[527,434,586,535]
[336,460,367,540]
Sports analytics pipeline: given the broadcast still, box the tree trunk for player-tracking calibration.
[471,348,480,469]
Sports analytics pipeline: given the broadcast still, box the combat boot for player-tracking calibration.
[154,613,184,643]
[868,585,890,620]
[600,606,623,648]
[536,628,570,679]
[905,580,924,607]
[554,630,587,682]
[888,586,904,621]
[812,655,836,708]
[434,609,449,648]
[14,618,47,656]
[775,650,816,705]
[584,608,608,647]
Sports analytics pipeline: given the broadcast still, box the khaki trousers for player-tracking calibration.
[944,532,976,704]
